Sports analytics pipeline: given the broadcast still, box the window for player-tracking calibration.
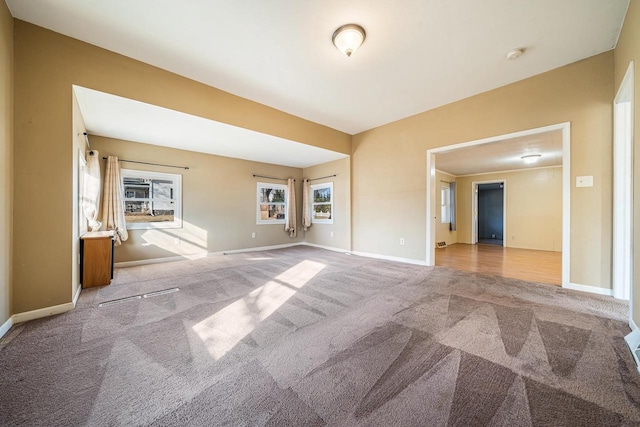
[441,185,450,224]
[122,169,182,229]
[311,182,333,224]
[257,182,287,224]
[449,182,456,231]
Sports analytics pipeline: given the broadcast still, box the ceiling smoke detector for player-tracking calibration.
[506,48,525,60]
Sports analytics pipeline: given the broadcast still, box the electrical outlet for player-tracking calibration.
[330,231,334,237]
[400,238,405,245]
[174,237,180,244]
[252,232,256,238]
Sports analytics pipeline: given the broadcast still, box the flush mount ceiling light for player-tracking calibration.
[506,48,525,60]
[521,154,541,164]
[332,24,366,57]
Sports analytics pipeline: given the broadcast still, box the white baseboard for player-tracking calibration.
[0,316,13,340]
[220,243,300,255]
[114,243,428,268]
[351,250,428,266]
[563,282,613,296]
[114,243,302,268]
[625,327,640,374]
[72,285,82,307]
[300,242,350,253]
[12,301,75,324]
[0,284,84,339]
[625,313,639,374]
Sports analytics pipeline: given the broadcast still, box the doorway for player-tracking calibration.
[426,122,570,286]
[474,182,505,246]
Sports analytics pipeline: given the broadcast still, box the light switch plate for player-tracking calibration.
[576,176,593,187]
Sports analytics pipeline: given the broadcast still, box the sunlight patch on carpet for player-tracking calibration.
[192,260,326,359]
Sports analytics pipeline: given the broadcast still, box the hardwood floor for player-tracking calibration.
[435,243,562,286]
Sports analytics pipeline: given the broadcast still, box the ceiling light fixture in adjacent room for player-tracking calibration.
[521,154,541,164]
[332,24,366,57]
[506,48,525,60]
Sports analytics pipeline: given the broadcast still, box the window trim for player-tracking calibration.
[441,185,450,224]
[310,182,334,224]
[122,168,182,230]
[256,182,288,225]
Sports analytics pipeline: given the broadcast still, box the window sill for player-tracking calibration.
[126,221,183,230]
[311,220,334,225]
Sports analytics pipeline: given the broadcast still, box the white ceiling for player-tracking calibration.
[6,0,630,135]
[435,130,563,176]
[73,86,347,168]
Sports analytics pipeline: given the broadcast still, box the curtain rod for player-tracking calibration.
[102,157,190,170]
[306,174,336,182]
[440,180,453,184]
[252,174,295,182]
[82,132,91,150]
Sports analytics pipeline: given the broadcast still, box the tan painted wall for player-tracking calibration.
[353,52,613,289]
[435,171,457,246]
[456,167,562,252]
[12,21,351,313]
[89,137,304,263]
[0,1,13,325]
[302,157,351,251]
[614,1,640,325]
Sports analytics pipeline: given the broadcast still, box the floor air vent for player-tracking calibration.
[98,295,142,308]
[436,241,447,248]
[143,288,180,298]
[98,287,180,308]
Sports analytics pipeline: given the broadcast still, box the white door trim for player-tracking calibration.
[426,122,571,287]
[472,180,506,247]
[613,61,635,304]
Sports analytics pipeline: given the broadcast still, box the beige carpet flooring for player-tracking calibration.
[0,246,639,426]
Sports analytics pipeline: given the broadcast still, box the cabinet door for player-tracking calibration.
[82,237,113,287]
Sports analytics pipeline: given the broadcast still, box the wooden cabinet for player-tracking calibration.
[80,231,115,288]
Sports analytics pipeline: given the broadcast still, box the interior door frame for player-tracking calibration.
[613,61,634,304]
[426,122,570,286]
[472,180,506,247]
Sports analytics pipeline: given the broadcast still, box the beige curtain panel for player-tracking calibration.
[302,179,312,231]
[285,178,297,238]
[82,150,102,231]
[101,156,129,246]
